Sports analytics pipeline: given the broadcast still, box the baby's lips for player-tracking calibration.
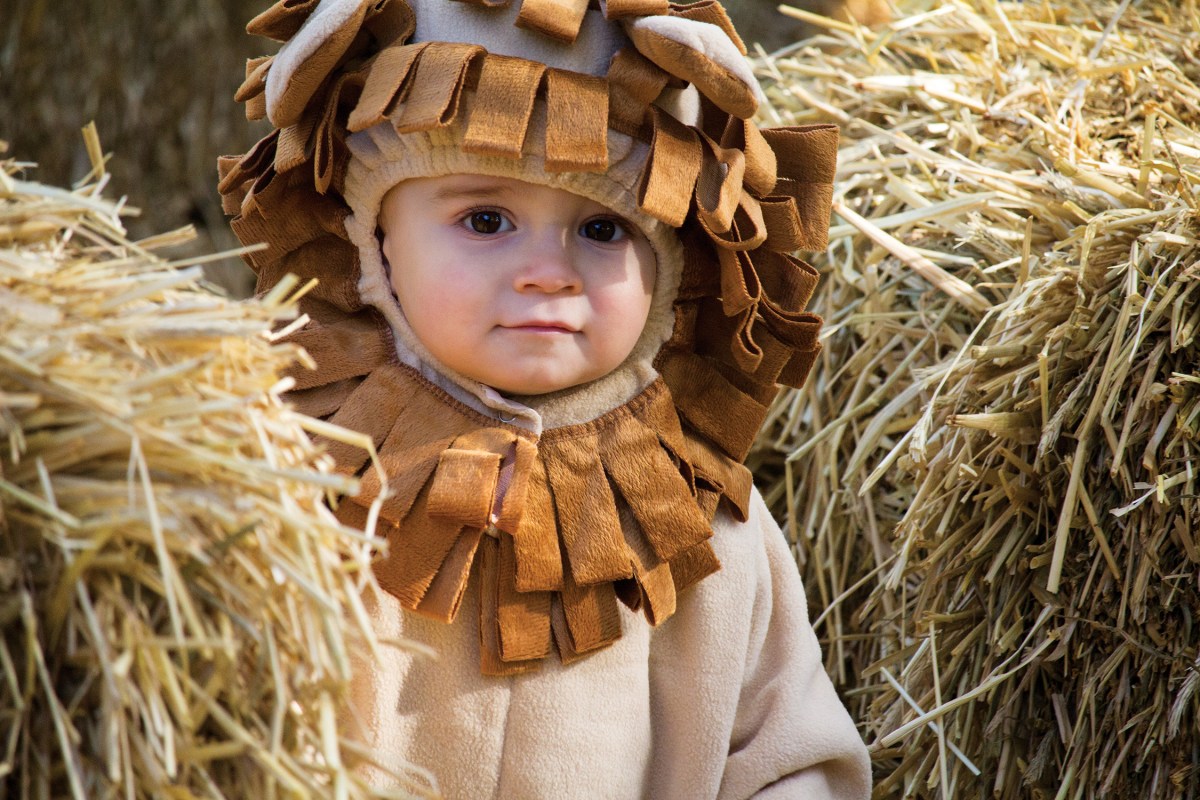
[503,320,580,332]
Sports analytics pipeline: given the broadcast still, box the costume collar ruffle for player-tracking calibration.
[286,316,752,675]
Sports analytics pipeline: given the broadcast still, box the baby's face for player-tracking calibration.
[379,174,656,395]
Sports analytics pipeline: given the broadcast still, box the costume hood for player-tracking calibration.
[218,0,837,675]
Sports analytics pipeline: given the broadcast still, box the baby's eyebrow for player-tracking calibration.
[430,182,517,204]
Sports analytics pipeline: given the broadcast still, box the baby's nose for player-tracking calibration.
[513,233,582,294]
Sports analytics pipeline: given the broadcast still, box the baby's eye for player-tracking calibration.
[579,217,627,243]
[464,210,512,235]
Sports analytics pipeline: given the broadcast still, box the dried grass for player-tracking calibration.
[0,131,432,800]
[754,1,1200,796]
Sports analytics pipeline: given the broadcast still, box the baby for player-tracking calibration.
[220,0,871,797]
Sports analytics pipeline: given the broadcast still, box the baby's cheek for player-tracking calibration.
[596,296,652,356]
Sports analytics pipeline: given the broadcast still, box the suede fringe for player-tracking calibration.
[310,354,730,675]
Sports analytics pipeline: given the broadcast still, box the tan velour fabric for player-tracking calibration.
[348,487,871,800]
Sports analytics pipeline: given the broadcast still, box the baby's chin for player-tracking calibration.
[488,374,594,398]
[474,364,607,398]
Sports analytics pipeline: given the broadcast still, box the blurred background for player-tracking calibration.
[0,0,888,296]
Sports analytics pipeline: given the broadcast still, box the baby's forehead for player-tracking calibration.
[379,174,634,220]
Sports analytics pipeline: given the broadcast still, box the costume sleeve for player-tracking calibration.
[717,489,872,800]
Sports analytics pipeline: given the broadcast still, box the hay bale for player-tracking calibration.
[1,0,272,297]
[0,135,431,799]
[754,2,1200,796]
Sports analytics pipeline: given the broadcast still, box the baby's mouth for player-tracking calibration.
[503,321,578,333]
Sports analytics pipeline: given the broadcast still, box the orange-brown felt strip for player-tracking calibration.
[392,43,482,132]
[736,324,792,388]
[316,363,410,475]
[694,488,720,521]
[463,55,545,159]
[705,194,767,251]
[375,482,469,609]
[496,435,538,534]
[724,313,765,377]
[638,108,702,227]
[544,69,609,172]
[369,375,488,522]
[512,455,565,592]
[269,0,370,127]
[756,312,821,370]
[335,497,373,532]
[690,295,755,372]
[450,420,521,455]
[763,123,839,183]
[286,377,359,421]
[479,538,542,676]
[667,540,722,594]
[217,129,279,199]
[427,428,515,528]
[348,43,427,131]
[285,315,392,392]
[236,56,272,103]
[694,132,746,237]
[497,532,553,661]
[774,175,834,252]
[758,251,822,321]
[560,574,622,655]
[759,196,805,252]
[668,0,746,55]
[637,382,693,472]
[266,236,362,316]
[313,73,351,193]
[607,48,669,132]
[667,224,721,302]
[717,245,760,316]
[544,433,635,585]
[414,525,485,623]
[275,114,317,174]
[661,353,769,464]
[515,0,590,43]
[762,124,840,251]
[246,92,268,123]
[427,449,501,528]
[600,417,712,562]
[604,0,669,18]
[778,343,822,389]
[360,433,452,526]
[247,0,321,42]
[721,118,777,197]
[681,427,754,521]
[549,595,576,662]
[621,525,677,626]
[362,0,416,48]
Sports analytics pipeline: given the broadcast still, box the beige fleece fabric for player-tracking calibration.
[349,487,871,799]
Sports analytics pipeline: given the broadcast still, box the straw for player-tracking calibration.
[0,141,433,798]
[754,1,1200,796]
